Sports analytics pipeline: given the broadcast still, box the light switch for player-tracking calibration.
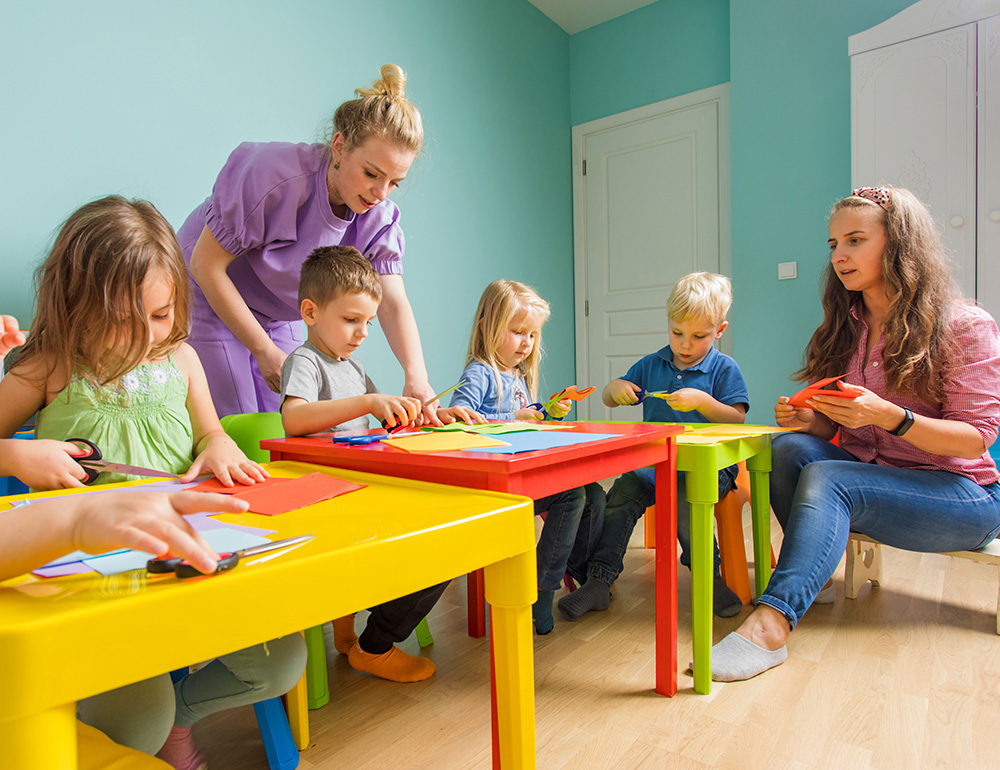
[778,261,797,280]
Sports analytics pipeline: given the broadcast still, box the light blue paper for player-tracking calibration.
[82,528,272,576]
[463,431,622,454]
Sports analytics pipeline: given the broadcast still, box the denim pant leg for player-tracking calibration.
[535,487,586,591]
[761,434,1000,629]
[586,469,656,585]
[566,482,606,584]
[675,469,733,572]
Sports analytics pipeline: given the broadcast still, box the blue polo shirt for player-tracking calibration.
[621,345,750,424]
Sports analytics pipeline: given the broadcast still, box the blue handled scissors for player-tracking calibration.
[636,388,671,403]
[332,432,390,445]
[69,438,179,485]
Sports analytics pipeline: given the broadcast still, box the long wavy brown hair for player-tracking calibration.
[797,186,958,404]
[17,196,190,387]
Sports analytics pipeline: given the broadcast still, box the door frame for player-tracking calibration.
[571,83,732,414]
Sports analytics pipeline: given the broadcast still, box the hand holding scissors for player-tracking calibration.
[69,438,179,485]
[381,380,467,434]
[530,385,596,420]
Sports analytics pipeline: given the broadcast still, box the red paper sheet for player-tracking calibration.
[186,476,291,495]
[230,473,365,515]
[787,374,862,408]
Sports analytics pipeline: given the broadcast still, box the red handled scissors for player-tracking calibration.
[380,379,467,434]
[146,534,315,579]
[69,438,179,485]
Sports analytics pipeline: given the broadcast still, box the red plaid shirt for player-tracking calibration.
[838,303,1000,486]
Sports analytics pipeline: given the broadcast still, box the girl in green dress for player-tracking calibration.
[0,197,306,770]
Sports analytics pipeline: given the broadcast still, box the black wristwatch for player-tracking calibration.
[888,407,915,437]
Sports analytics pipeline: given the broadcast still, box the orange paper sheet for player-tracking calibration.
[232,473,364,515]
[381,432,511,454]
[186,476,291,495]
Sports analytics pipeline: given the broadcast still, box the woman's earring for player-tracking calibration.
[333,162,340,170]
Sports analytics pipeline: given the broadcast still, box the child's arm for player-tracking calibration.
[174,344,269,486]
[661,389,747,423]
[0,490,249,581]
[281,393,421,436]
[603,379,643,408]
[0,360,89,489]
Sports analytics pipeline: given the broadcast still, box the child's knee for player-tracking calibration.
[256,633,308,698]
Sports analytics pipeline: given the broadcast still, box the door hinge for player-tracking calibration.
[582,159,587,176]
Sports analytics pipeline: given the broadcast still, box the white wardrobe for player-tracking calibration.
[850,0,1000,323]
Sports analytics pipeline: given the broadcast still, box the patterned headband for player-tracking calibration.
[851,186,890,211]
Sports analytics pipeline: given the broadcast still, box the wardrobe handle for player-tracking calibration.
[950,216,965,228]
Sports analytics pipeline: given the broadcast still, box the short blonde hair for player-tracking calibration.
[466,280,550,400]
[667,272,732,326]
[329,64,423,155]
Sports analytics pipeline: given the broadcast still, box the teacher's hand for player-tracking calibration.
[405,380,444,427]
[253,342,288,394]
[774,396,816,430]
[806,384,897,431]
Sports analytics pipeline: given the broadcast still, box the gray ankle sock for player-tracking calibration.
[708,631,787,681]
[556,578,611,621]
[713,575,743,618]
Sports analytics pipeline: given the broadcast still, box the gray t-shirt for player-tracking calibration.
[280,341,379,434]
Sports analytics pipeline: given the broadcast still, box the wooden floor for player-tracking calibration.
[199,512,1000,770]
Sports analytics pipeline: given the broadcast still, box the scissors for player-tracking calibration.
[147,534,315,579]
[636,388,672,403]
[530,385,596,420]
[69,438,179,484]
[380,379,467,434]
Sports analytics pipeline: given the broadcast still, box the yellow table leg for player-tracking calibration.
[286,666,310,751]
[0,702,76,768]
[485,550,536,770]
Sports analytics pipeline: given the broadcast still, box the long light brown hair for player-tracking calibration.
[466,280,550,401]
[797,186,958,403]
[18,196,190,386]
[328,64,423,155]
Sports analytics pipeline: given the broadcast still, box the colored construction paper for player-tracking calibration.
[687,425,799,438]
[182,513,277,537]
[425,421,568,434]
[381,432,511,453]
[464,431,621,454]
[231,472,364,515]
[186,476,290,495]
[787,374,861,408]
[32,562,96,578]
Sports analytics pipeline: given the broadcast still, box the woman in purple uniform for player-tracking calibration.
[177,64,437,418]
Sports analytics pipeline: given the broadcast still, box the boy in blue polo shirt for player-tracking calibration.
[559,272,749,621]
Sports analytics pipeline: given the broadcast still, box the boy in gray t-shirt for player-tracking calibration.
[279,246,478,684]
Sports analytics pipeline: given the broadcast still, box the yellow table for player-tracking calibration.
[0,461,538,769]
[673,425,781,694]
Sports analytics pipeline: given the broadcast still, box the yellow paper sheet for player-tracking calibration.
[689,425,798,437]
[381,432,511,454]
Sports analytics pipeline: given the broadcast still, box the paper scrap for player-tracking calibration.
[381,432,510,453]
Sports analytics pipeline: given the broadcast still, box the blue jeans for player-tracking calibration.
[762,432,1000,629]
[585,466,736,586]
[536,483,605,591]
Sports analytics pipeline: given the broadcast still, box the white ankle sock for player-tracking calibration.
[708,631,787,681]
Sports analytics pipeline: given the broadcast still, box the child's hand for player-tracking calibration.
[662,388,705,413]
[607,380,643,406]
[514,407,544,421]
[182,434,269,487]
[437,406,486,424]
[775,396,815,430]
[547,398,572,419]
[0,315,25,359]
[3,439,89,490]
[371,394,422,429]
[71,491,250,576]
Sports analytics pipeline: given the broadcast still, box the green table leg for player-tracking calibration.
[686,464,720,695]
[747,443,773,598]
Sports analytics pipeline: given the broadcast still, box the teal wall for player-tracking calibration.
[0,0,572,396]
[569,0,730,125]
[729,0,916,410]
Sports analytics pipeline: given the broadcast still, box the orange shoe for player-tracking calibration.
[346,642,435,683]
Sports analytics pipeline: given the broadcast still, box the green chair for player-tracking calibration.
[220,412,433,711]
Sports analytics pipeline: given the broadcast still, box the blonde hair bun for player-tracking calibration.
[356,63,407,101]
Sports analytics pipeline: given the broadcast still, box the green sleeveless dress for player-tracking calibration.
[36,358,194,485]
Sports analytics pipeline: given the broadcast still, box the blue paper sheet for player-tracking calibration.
[463,431,622,454]
[81,528,272,576]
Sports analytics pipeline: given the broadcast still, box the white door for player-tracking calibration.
[572,85,730,421]
[852,24,977,298]
[978,14,1000,323]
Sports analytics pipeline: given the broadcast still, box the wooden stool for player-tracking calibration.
[845,533,1000,634]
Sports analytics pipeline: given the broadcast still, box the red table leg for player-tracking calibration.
[654,442,678,696]
[468,568,487,638]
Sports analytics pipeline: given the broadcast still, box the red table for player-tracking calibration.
[263,421,684,696]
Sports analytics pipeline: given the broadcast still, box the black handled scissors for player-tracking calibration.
[147,534,315,579]
[69,438,180,485]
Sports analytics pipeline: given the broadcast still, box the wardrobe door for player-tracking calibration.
[979,15,1000,323]
[852,24,977,299]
